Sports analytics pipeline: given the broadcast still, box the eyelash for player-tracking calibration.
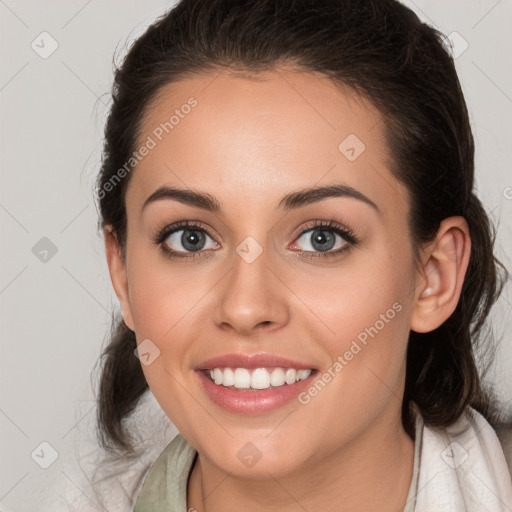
[153,219,360,260]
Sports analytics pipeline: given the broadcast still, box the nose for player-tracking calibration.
[213,242,290,336]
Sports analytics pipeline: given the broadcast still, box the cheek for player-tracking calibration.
[125,253,204,422]
[126,243,206,335]
[126,247,219,382]
[293,244,413,380]
[288,253,413,446]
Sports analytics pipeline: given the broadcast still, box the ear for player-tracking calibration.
[410,216,471,333]
[104,225,135,331]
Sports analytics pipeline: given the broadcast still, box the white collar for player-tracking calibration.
[410,403,512,511]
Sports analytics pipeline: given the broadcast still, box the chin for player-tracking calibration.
[199,439,309,480]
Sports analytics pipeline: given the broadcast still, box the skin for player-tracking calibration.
[104,66,471,511]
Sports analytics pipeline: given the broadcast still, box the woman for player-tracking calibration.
[95,0,512,510]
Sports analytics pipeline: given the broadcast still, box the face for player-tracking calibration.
[109,67,422,478]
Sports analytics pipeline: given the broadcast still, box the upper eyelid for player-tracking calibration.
[156,220,219,241]
[159,220,349,235]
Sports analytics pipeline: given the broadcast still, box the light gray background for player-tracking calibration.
[0,0,511,509]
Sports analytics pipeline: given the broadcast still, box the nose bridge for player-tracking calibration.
[213,234,289,334]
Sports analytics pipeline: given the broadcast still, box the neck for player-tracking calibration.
[187,408,415,512]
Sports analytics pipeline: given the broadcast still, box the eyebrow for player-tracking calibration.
[141,184,380,215]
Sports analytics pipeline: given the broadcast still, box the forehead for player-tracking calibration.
[126,67,408,219]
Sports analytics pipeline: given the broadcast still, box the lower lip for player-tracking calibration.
[194,370,316,414]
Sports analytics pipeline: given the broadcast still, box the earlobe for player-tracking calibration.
[103,226,135,331]
[410,217,471,334]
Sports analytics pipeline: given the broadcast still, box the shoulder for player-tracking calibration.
[146,432,196,476]
[442,407,512,478]
[412,405,512,510]
[133,433,198,511]
[495,423,512,476]
[460,408,512,480]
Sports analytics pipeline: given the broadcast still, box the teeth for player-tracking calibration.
[296,369,311,381]
[205,367,312,390]
[234,368,251,389]
[213,368,223,385]
[223,367,235,387]
[270,368,285,387]
[251,368,270,389]
[285,368,296,385]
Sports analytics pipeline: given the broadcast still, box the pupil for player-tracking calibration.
[182,230,205,251]
[311,229,335,252]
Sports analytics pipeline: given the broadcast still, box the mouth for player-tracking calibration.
[194,366,319,417]
[202,366,316,391]
[193,354,319,414]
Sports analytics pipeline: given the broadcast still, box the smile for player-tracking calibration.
[195,367,318,414]
[205,367,313,390]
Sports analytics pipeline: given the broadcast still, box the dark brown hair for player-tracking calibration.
[95,0,508,451]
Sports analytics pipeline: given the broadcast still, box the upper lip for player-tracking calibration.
[196,353,317,371]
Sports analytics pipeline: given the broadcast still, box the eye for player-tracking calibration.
[154,221,220,258]
[294,228,345,252]
[153,219,359,260]
[290,220,358,257]
[165,229,218,252]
